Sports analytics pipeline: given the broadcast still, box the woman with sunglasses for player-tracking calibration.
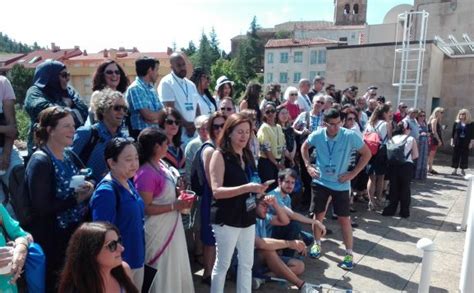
[88,60,130,124]
[59,222,138,293]
[134,127,194,293]
[90,138,145,289]
[415,110,429,180]
[427,107,445,175]
[257,102,286,191]
[25,106,94,291]
[193,112,227,285]
[209,113,268,293]
[158,107,185,172]
[25,60,88,154]
[72,89,129,182]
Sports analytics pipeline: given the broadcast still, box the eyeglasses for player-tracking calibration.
[104,237,122,252]
[316,101,325,105]
[347,117,355,121]
[212,123,225,130]
[289,93,298,96]
[401,106,408,109]
[105,70,121,75]
[59,72,70,79]
[220,107,233,112]
[325,121,341,128]
[265,109,276,114]
[112,105,128,112]
[165,118,180,126]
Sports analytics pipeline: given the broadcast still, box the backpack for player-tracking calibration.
[386,135,412,165]
[190,142,215,196]
[78,125,101,164]
[363,122,385,156]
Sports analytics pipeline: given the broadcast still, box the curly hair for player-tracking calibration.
[93,88,127,121]
[92,60,129,93]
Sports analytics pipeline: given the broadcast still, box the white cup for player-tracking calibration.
[70,175,85,190]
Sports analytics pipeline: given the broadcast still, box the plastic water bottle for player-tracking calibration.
[250,171,261,184]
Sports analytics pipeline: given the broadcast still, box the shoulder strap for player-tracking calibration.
[66,149,86,170]
[99,179,122,213]
[78,125,100,164]
[305,111,310,128]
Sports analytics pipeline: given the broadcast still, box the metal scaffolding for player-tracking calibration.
[392,10,429,108]
[434,33,474,58]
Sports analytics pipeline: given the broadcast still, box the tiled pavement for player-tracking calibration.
[192,155,471,292]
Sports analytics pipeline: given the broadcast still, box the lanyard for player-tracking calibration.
[326,140,336,165]
[172,73,189,102]
[304,95,311,109]
[201,94,213,113]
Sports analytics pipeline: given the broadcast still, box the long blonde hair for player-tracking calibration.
[428,107,444,123]
[455,108,472,124]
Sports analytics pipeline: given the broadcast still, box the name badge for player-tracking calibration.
[324,164,337,176]
[246,195,256,212]
[184,102,194,112]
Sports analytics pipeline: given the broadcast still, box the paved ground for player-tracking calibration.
[192,154,471,292]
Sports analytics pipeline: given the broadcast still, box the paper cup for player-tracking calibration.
[70,175,85,190]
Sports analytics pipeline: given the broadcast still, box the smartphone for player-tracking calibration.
[264,179,275,186]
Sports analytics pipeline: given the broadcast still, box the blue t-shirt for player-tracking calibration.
[267,187,292,210]
[90,174,145,269]
[255,213,273,238]
[306,127,364,191]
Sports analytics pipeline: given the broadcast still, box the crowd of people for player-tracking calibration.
[0,51,472,293]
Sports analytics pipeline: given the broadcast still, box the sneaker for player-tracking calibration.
[252,277,265,290]
[338,254,353,270]
[309,243,321,259]
[451,169,458,175]
[461,169,466,176]
[300,282,321,292]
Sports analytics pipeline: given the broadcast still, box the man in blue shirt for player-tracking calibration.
[301,108,371,270]
[254,196,321,292]
[125,56,162,139]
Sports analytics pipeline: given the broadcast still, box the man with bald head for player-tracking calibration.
[158,52,200,136]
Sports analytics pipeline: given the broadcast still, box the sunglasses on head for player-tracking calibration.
[104,237,122,252]
[265,109,276,114]
[105,70,121,75]
[212,123,225,130]
[220,107,233,112]
[59,72,70,79]
[112,105,128,112]
[165,118,180,126]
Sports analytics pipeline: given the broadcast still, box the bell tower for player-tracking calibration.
[334,0,367,26]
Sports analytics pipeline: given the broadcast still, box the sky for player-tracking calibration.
[1,0,413,54]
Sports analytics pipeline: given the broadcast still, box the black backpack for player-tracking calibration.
[386,135,412,165]
[190,142,215,196]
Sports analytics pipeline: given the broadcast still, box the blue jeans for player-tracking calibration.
[271,220,314,257]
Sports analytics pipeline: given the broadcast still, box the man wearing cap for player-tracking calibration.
[341,88,355,106]
[393,102,408,123]
[214,75,234,107]
[126,56,163,139]
[307,76,325,101]
[158,52,200,136]
[297,79,312,112]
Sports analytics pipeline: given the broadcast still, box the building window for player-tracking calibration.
[344,3,350,15]
[267,52,273,64]
[317,71,326,77]
[280,52,288,63]
[353,4,359,14]
[309,71,317,82]
[293,72,301,83]
[294,51,303,63]
[266,72,273,83]
[310,50,318,64]
[279,72,288,83]
[318,50,326,64]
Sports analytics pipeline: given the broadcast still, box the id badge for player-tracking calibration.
[184,102,194,111]
[324,164,336,176]
[246,195,256,212]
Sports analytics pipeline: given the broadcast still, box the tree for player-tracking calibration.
[209,27,221,61]
[7,64,34,105]
[181,41,197,57]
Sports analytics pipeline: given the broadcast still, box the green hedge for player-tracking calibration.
[15,105,29,142]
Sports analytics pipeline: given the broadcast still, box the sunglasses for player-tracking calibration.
[289,93,298,96]
[104,237,122,252]
[165,118,180,126]
[105,70,121,75]
[316,101,325,105]
[220,107,233,112]
[212,123,225,130]
[59,72,70,79]
[265,109,276,114]
[347,117,355,121]
[112,105,128,112]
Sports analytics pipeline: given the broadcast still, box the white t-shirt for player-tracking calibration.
[297,92,312,112]
[0,76,15,113]
[197,94,216,115]
[391,134,415,163]
[158,72,199,122]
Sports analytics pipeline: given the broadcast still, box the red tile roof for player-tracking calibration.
[265,38,340,49]
[0,53,25,64]
[4,48,82,69]
[68,50,170,62]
